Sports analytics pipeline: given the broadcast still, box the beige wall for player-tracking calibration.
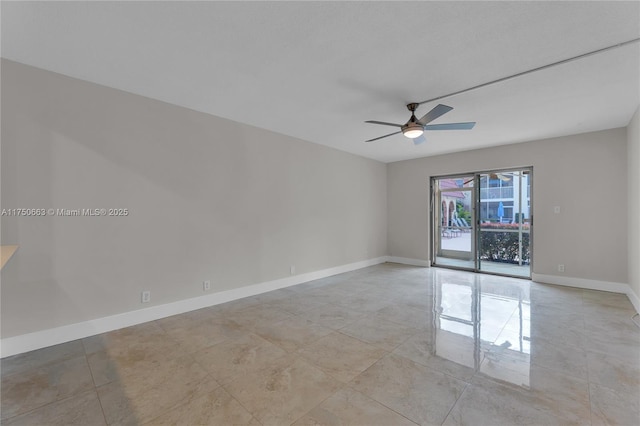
[388,128,628,286]
[628,106,640,299]
[0,60,387,338]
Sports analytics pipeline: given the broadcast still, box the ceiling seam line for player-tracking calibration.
[418,38,640,105]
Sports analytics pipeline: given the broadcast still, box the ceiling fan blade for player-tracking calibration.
[488,173,511,181]
[424,122,476,131]
[418,104,453,125]
[365,120,404,128]
[413,134,427,145]
[365,131,402,142]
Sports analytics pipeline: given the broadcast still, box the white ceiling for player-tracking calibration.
[2,1,639,163]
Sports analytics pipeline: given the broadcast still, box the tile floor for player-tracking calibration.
[1,264,639,425]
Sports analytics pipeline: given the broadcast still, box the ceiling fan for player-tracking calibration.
[490,173,512,182]
[365,103,475,145]
[463,170,530,185]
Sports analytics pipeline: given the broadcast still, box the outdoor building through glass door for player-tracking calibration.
[432,175,475,270]
[431,168,532,278]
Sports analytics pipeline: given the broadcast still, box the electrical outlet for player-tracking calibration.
[203,280,211,291]
[290,265,295,275]
[558,264,565,273]
[554,206,561,214]
[141,290,151,303]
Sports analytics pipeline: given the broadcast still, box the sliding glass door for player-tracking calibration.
[431,168,532,278]
[477,170,531,277]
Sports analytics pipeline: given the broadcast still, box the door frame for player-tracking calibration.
[430,167,534,279]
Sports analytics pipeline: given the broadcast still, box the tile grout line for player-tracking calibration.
[581,291,594,426]
[82,347,110,426]
[340,377,421,426]
[0,352,96,423]
[441,381,471,425]
[287,382,349,425]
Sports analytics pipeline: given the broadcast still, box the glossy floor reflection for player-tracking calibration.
[2,264,639,425]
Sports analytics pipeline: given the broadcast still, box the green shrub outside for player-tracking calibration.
[478,229,530,264]
[455,201,472,222]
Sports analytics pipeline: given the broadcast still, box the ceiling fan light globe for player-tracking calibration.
[403,127,424,139]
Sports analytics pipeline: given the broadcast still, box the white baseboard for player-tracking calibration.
[625,287,640,314]
[387,256,430,267]
[1,256,387,358]
[531,273,639,313]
